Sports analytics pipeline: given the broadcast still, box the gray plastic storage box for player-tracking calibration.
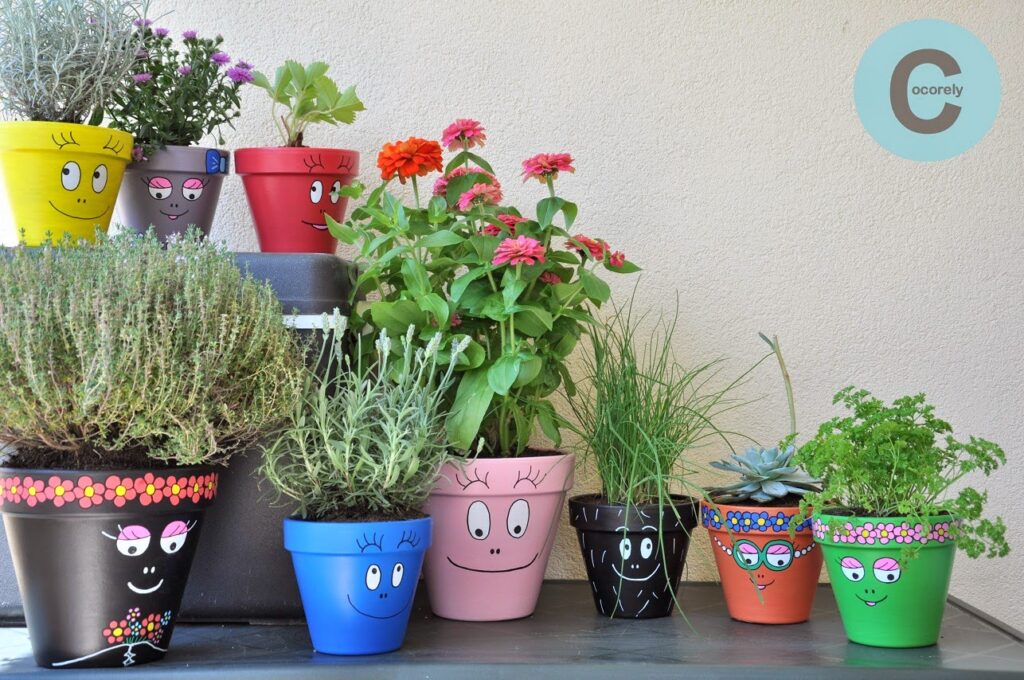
[0,253,355,623]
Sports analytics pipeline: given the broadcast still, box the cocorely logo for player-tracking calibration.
[854,19,1000,161]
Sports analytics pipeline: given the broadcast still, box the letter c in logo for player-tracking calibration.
[889,49,961,134]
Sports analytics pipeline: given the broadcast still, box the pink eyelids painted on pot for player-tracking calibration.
[422,454,574,621]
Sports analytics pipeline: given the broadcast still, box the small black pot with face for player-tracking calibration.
[568,494,698,619]
[0,466,217,668]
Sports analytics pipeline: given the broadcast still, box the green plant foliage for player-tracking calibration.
[795,386,1009,558]
[0,0,144,123]
[260,318,465,521]
[251,60,363,147]
[565,297,748,507]
[333,139,637,457]
[105,24,249,156]
[0,230,304,468]
[709,334,821,504]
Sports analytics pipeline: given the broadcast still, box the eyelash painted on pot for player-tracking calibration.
[303,154,325,173]
[455,468,490,490]
[397,530,421,549]
[337,155,355,172]
[51,131,80,149]
[514,466,541,489]
[103,135,125,155]
[356,532,384,552]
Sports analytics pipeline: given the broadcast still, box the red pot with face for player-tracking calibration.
[234,147,359,253]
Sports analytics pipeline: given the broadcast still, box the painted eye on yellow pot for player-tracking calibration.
[61,161,81,191]
[92,164,107,193]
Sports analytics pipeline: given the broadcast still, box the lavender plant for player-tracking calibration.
[105,23,252,158]
[261,317,466,521]
[0,230,305,469]
[0,0,144,123]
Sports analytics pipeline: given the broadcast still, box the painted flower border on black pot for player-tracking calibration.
[0,467,217,669]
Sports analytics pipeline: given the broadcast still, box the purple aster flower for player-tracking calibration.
[132,72,153,84]
[235,60,254,70]
[135,48,149,60]
[182,30,197,39]
[177,64,192,76]
[154,27,169,37]
[131,146,146,162]
[133,18,152,27]
[211,51,231,65]
[226,67,254,84]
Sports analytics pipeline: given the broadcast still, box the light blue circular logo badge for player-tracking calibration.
[854,19,1000,161]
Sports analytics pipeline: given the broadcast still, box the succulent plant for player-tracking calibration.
[710,445,822,504]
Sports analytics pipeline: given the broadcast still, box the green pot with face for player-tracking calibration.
[813,512,956,648]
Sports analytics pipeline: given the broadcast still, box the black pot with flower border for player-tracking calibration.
[0,466,217,669]
[568,494,698,618]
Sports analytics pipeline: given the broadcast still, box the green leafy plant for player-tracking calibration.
[332,120,637,456]
[0,0,144,123]
[795,386,1009,558]
[0,229,305,469]
[251,60,363,147]
[261,317,465,521]
[709,334,820,505]
[105,23,251,157]
[566,297,749,508]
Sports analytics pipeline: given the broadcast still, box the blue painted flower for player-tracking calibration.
[770,511,791,532]
[793,516,813,532]
[726,511,742,531]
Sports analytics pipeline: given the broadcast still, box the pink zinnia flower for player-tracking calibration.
[567,234,608,259]
[442,119,487,151]
[226,67,254,83]
[211,51,231,65]
[132,72,153,84]
[492,236,546,267]
[539,271,561,284]
[484,213,525,236]
[182,30,197,39]
[609,250,626,267]
[433,166,499,197]
[457,182,503,211]
[521,153,575,183]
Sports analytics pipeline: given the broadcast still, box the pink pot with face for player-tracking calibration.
[422,453,574,621]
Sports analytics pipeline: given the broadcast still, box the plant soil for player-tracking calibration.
[472,446,564,459]
[708,493,808,508]
[2,445,179,471]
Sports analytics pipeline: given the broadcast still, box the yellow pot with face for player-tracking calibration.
[0,121,133,245]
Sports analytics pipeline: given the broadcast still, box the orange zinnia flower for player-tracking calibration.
[377,137,443,183]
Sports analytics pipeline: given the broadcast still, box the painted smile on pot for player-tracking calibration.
[48,201,109,221]
[127,579,164,595]
[446,553,539,573]
[757,579,776,591]
[346,593,409,620]
[855,594,888,607]
[301,219,329,231]
[160,209,189,221]
[611,563,661,582]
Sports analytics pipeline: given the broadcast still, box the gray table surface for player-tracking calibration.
[1,582,1021,679]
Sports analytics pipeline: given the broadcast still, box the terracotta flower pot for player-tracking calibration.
[0,121,132,245]
[814,511,957,647]
[569,494,698,618]
[234,147,359,253]
[422,453,574,621]
[117,145,229,241]
[0,466,217,668]
[701,501,822,624]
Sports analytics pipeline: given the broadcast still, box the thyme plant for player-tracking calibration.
[261,317,465,522]
[0,230,304,469]
[795,387,1009,558]
[0,0,144,123]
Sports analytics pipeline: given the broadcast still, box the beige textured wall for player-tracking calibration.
[146,0,1024,629]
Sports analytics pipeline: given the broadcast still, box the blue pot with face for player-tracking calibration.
[283,516,430,655]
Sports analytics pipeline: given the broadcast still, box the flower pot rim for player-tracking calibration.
[568,493,698,533]
[814,508,957,522]
[283,515,431,556]
[0,464,213,477]
[0,121,133,158]
[234,146,359,176]
[812,511,958,549]
[431,452,575,497]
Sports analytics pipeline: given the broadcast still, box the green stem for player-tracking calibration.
[462,139,470,169]
[545,176,556,199]
[765,334,797,439]
[411,176,421,209]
